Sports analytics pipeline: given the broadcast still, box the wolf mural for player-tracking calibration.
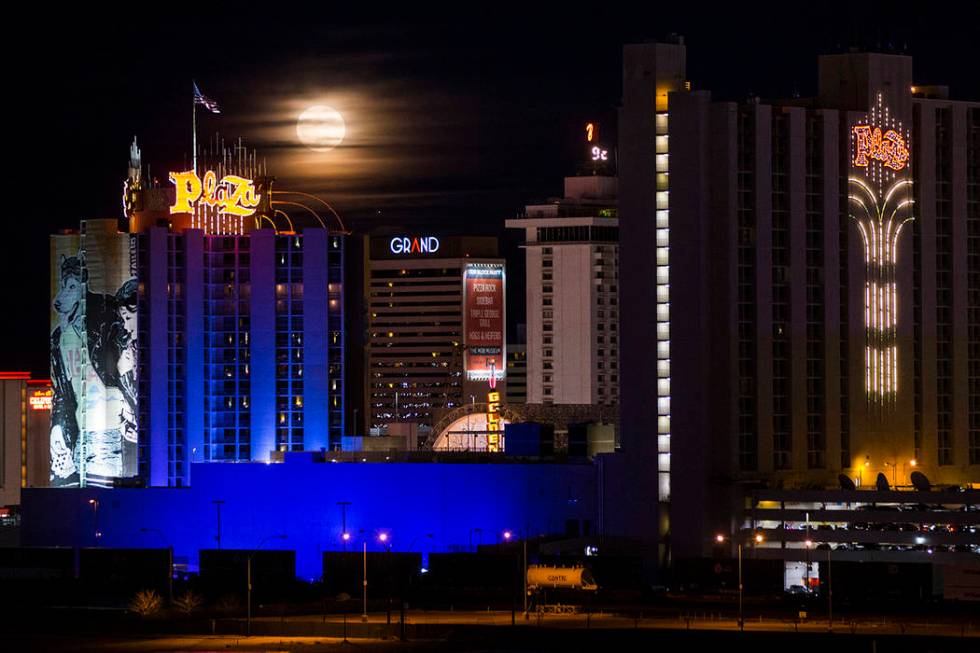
[50,253,137,487]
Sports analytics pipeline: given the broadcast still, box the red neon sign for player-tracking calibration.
[29,389,53,411]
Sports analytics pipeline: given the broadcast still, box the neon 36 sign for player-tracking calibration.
[169,170,261,217]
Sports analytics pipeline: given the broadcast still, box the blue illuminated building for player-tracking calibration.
[22,454,600,578]
[135,228,345,487]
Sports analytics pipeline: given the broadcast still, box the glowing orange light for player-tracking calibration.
[586,123,596,142]
[852,125,909,171]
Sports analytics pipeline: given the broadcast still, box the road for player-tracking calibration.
[251,608,979,637]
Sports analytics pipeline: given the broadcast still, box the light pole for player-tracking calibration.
[212,499,225,550]
[884,460,898,485]
[718,532,763,631]
[338,501,351,551]
[377,532,391,625]
[247,534,287,637]
[362,540,368,622]
[522,536,528,619]
[88,499,100,546]
[826,546,833,631]
[804,512,812,592]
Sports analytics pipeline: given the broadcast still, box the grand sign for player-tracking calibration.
[389,236,440,255]
[169,170,261,217]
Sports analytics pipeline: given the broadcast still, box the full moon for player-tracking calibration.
[297,105,346,151]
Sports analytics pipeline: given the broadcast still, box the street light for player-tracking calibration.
[247,534,287,637]
[362,539,368,623]
[377,532,393,625]
[337,501,351,551]
[88,499,100,546]
[503,530,513,543]
[716,532,764,631]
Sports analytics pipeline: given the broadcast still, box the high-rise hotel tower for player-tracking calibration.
[618,40,979,561]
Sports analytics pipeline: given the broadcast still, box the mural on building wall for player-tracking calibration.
[50,230,138,487]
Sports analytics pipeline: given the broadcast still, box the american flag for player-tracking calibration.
[193,81,221,114]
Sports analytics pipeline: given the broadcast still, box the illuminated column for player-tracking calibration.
[848,93,913,409]
[655,110,671,501]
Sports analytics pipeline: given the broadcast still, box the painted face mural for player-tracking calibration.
[50,232,138,488]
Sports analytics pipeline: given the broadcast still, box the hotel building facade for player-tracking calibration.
[618,41,980,562]
[0,373,52,506]
[507,175,619,407]
[50,143,346,489]
[364,236,506,431]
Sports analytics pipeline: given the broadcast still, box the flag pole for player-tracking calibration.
[192,81,197,173]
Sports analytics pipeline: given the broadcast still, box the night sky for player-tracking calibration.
[6,3,978,376]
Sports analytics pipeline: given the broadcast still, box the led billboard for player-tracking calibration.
[463,262,505,382]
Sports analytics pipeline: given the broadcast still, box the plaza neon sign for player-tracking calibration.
[848,92,914,407]
[852,125,909,171]
[389,236,440,255]
[169,170,261,217]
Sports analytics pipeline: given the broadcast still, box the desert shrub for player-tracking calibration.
[173,590,203,615]
[131,589,163,617]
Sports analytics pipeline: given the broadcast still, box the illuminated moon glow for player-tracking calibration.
[297,105,346,151]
